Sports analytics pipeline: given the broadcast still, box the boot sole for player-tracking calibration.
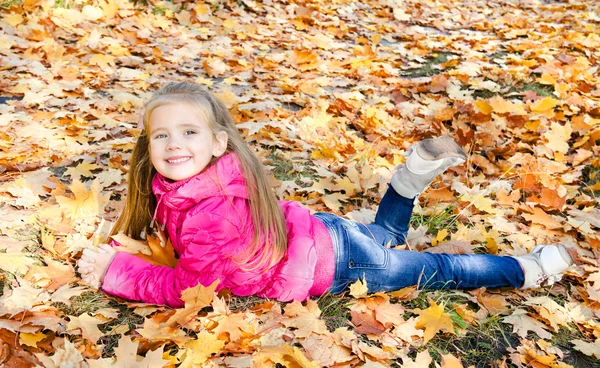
[416,136,468,161]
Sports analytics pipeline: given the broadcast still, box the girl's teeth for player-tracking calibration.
[168,157,189,163]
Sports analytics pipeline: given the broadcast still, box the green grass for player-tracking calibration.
[0,0,20,9]
[402,52,456,78]
[53,291,112,316]
[316,292,352,332]
[582,162,600,194]
[551,326,600,368]
[266,152,318,186]
[425,315,518,367]
[409,202,459,235]
[513,81,555,98]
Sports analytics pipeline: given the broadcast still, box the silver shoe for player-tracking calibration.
[513,244,573,289]
[391,136,467,198]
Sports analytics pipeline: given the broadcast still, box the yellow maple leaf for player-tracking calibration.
[19,332,47,347]
[253,345,320,368]
[166,280,219,327]
[214,88,239,109]
[432,229,449,246]
[488,96,526,115]
[4,13,24,27]
[474,100,492,115]
[543,121,573,155]
[89,53,116,68]
[0,252,36,274]
[414,299,455,343]
[179,332,225,367]
[441,353,464,368]
[82,5,104,21]
[349,278,368,298]
[530,96,558,113]
[55,179,109,220]
[538,73,556,86]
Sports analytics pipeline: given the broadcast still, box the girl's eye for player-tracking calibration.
[154,134,167,139]
[184,130,197,135]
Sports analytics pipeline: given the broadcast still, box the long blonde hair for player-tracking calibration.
[110,82,288,270]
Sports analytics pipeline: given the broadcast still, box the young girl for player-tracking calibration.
[78,82,573,308]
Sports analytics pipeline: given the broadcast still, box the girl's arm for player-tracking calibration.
[100,212,243,308]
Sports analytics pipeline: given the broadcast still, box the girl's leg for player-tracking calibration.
[373,185,414,245]
[316,212,524,294]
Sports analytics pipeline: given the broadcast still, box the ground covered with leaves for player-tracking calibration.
[0,0,599,367]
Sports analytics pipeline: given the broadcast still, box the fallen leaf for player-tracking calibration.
[349,278,368,298]
[414,299,455,343]
[502,309,552,339]
[166,280,219,327]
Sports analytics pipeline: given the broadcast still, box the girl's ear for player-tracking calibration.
[212,131,228,157]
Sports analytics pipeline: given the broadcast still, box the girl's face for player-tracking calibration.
[148,103,228,181]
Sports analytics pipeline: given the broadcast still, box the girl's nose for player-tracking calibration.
[166,137,182,150]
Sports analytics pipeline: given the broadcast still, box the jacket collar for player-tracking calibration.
[151,152,249,212]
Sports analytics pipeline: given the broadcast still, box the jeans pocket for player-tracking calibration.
[342,222,389,269]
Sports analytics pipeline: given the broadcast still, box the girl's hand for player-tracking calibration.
[77,243,117,289]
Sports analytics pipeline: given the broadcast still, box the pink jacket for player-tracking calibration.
[102,153,335,307]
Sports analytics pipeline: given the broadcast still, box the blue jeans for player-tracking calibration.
[314,185,524,294]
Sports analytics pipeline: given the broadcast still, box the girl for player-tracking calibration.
[78,82,573,308]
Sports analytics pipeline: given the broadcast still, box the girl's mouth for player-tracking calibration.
[166,157,191,164]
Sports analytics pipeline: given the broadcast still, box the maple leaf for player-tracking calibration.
[253,345,320,368]
[35,339,86,368]
[88,335,169,368]
[212,311,256,344]
[414,299,456,343]
[166,280,219,327]
[543,121,573,155]
[392,316,424,343]
[401,350,433,368]
[19,332,46,348]
[282,300,329,338]
[179,332,225,367]
[349,278,368,298]
[474,289,508,315]
[66,313,105,343]
[0,252,36,275]
[112,229,178,268]
[55,179,109,220]
[89,53,116,68]
[571,339,600,359]
[501,309,552,339]
[0,277,51,316]
[135,314,190,345]
[350,310,386,336]
[24,256,76,291]
[441,353,464,368]
[300,333,355,366]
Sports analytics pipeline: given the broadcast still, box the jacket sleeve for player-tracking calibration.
[101,212,241,308]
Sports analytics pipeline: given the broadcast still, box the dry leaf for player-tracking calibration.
[414,299,455,343]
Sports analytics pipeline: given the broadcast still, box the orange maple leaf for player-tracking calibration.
[112,228,178,268]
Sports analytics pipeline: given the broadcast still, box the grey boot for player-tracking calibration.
[391,136,467,198]
[513,244,573,289]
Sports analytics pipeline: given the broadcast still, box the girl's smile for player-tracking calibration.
[148,103,228,181]
[165,156,192,164]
